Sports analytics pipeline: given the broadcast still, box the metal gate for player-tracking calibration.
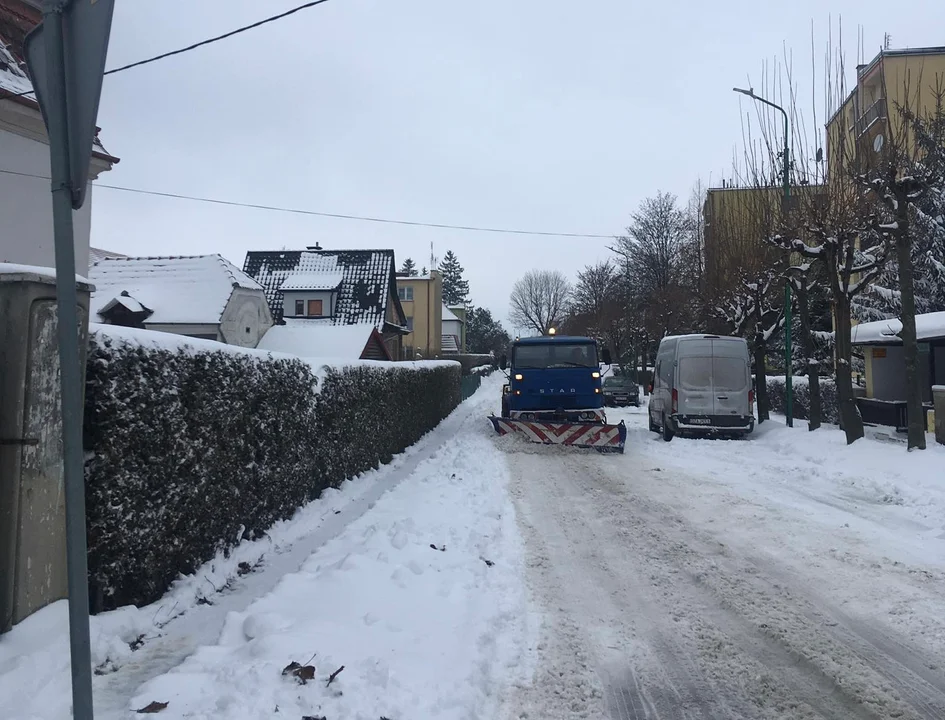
[461,374,482,401]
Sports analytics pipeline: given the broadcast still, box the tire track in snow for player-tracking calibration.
[580,455,945,720]
[501,437,942,719]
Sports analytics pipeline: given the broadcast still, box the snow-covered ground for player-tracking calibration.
[0,375,528,720]
[4,379,945,719]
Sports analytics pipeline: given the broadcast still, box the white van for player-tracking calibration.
[647,334,754,441]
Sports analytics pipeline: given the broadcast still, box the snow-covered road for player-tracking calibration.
[501,405,945,720]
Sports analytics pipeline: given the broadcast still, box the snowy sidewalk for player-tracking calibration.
[1,375,528,720]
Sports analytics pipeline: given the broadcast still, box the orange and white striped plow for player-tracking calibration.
[489,416,627,454]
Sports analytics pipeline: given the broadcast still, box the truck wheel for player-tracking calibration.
[661,414,675,442]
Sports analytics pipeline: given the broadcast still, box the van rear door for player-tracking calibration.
[676,339,714,416]
[711,340,750,416]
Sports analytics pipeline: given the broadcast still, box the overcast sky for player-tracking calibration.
[90,0,945,329]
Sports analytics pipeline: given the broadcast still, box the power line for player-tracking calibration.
[0,0,334,103]
[0,168,617,240]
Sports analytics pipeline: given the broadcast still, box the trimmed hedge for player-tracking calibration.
[766,375,839,425]
[83,331,461,611]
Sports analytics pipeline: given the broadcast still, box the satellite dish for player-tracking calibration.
[815,147,824,162]
[874,134,885,153]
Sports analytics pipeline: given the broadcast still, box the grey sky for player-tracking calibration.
[91,0,945,329]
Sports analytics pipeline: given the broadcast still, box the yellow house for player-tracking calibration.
[396,271,443,359]
[703,184,823,302]
[827,46,945,179]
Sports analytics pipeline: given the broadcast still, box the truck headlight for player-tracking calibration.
[514,373,523,381]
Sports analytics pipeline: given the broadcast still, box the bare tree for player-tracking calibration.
[509,270,571,335]
[773,148,889,443]
[567,260,631,364]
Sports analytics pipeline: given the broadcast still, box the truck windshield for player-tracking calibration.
[513,343,598,369]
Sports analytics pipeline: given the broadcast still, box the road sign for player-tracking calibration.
[24,0,115,210]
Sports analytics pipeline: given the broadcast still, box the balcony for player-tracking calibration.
[853,99,887,137]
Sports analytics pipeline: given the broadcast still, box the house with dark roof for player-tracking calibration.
[1,0,119,274]
[244,248,408,361]
[89,255,274,348]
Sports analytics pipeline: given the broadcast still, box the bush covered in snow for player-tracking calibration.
[766,375,839,425]
[83,331,461,611]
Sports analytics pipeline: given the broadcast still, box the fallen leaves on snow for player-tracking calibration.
[282,661,317,685]
[136,700,168,713]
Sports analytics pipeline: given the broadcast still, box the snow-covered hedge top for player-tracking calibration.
[850,311,945,345]
[91,324,459,375]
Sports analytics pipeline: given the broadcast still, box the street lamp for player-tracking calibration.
[733,87,793,427]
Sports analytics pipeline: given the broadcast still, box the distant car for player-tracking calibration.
[602,376,640,407]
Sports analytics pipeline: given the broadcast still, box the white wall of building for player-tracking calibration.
[0,102,112,275]
[221,288,274,348]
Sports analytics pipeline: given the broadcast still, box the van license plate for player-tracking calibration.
[690,418,711,425]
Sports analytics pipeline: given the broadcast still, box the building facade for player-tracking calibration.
[396,271,443,359]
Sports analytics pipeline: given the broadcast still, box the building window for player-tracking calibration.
[308,299,324,316]
[405,316,414,332]
[294,299,304,316]
[398,286,414,302]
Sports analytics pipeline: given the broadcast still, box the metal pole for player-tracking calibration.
[42,2,95,718]
[782,111,793,427]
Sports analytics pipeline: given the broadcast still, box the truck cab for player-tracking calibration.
[500,334,612,423]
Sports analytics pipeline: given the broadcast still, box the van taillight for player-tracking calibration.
[671,388,678,414]
[749,389,754,408]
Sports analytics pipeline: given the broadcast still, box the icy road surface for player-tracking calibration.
[500,404,945,720]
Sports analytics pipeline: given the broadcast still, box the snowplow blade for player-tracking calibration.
[489,417,627,454]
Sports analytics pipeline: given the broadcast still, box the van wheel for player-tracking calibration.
[661,415,675,442]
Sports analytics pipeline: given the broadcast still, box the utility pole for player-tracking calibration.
[25,2,116,718]
[733,87,793,427]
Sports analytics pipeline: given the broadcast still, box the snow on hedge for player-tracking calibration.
[84,325,461,610]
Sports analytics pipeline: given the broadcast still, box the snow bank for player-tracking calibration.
[126,419,526,720]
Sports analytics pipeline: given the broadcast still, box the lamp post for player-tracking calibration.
[733,87,793,427]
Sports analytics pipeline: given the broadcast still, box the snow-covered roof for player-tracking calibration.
[244,249,405,329]
[279,270,344,292]
[1,35,116,160]
[257,319,373,359]
[89,247,128,264]
[98,293,150,315]
[89,255,264,326]
[442,305,462,322]
[851,311,945,345]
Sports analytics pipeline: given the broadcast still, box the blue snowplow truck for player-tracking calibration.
[488,331,627,453]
